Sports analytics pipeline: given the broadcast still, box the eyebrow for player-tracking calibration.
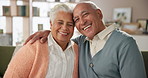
[81,11,87,14]
[73,11,88,20]
[57,20,63,22]
[67,21,74,24]
[57,20,73,24]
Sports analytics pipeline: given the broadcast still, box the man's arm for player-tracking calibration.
[23,30,50,45]
[119,38,147,78]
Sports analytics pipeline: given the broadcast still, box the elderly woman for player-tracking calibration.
[4,4,78,78]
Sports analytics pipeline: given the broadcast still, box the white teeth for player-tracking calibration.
[59,32,68,35]
[83,25,91,30]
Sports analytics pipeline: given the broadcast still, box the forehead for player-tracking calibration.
[73,3,93,15]
[56,11,72,18]
[54,11,73,22]
[75,3,90,10]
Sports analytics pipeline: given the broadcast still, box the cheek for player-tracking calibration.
[76,25,80,30]
[53,24,61,29]
[69,28,74,33]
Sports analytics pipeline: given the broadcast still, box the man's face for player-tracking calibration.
[73,3,103,40]
[51,11,74,44]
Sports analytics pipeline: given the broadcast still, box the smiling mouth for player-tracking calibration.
[83,25,91,30]
[59,32,68,36]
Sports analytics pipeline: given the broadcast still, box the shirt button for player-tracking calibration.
[89,63,94,67]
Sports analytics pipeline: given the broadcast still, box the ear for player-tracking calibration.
[96,9,103,19]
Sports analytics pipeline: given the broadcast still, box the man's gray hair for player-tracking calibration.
[50,3,73,23]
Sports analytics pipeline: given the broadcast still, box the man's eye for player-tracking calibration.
[83,13,89,17]
[74,18,79,23]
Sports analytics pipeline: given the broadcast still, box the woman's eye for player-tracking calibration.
[69,24,74,27]
[58,22,63,24]
[67,23,74,27]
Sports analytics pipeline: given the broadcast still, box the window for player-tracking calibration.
[0,0,77,46]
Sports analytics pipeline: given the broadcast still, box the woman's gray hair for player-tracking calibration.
[50,3,73,23]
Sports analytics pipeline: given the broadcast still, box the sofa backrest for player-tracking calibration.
[0,46,15,77]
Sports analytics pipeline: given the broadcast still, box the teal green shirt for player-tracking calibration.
[73,29,146,78]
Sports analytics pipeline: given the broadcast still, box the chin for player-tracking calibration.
[59,38,70,42]
[86,33,94,39]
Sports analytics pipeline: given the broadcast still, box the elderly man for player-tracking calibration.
[72,2,146,78]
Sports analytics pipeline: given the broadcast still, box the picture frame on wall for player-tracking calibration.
[121,23,140,34]
[137,19,148,34]
[3,6,11,16]
[113,7,132,23]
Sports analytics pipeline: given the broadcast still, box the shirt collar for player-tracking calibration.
[48,33,73,50]
[85,23,116,41]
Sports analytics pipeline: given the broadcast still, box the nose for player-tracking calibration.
[61,24,68,30]
[79,18,86,25]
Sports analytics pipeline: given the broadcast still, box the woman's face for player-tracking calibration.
[50,11,74,45]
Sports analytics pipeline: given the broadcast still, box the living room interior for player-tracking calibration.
[0,0,148,77]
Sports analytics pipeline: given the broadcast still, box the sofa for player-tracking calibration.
[0,46,15,77]
[0,46,148,77]
[142,51,148,77]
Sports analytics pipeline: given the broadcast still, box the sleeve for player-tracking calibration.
[72,37,79,45]
[119,37,147,78]
[3,45,35,78]
[72,35,85,45]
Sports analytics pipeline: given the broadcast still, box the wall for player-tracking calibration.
[79,0,148,51]
[132,35,148,51]
[91,0,148,22]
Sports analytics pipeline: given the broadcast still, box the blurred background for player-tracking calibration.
[0,0,148,77]
[0,0,148,51]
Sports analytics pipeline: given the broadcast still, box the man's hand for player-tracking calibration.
[23,30,50,45]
